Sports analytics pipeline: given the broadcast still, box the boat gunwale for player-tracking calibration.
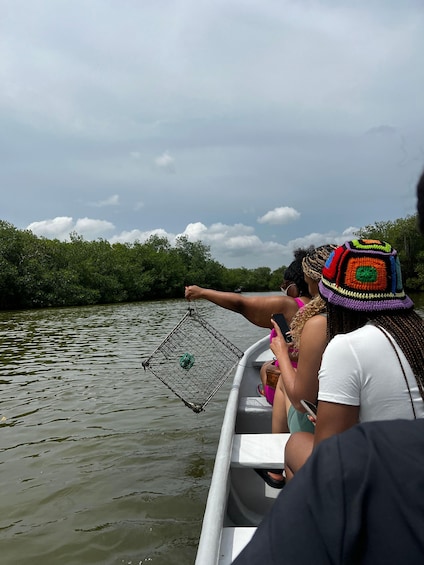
[195,335,270,565]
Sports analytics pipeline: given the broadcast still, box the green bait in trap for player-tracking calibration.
[179,353,195,370]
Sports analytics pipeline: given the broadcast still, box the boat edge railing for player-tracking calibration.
[195,335,270,565]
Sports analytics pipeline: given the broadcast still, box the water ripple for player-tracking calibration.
[0,299,267,564]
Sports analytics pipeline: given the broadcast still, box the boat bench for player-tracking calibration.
[231,433,290,468]
[236,397,273,434]
[219,527,256,565]
[238,396,272,413]
[219,434,290,563]
[251,350,274,368]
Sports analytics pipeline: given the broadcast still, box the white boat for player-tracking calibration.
[195,335,291,565]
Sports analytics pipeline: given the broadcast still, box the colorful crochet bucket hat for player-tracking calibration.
[318,239,414,311]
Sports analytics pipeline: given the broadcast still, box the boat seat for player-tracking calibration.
[236,397,272,434]
[219,527,256,564]
[231,433,290,468]
[252,350,274,367]
[238,396,272,413]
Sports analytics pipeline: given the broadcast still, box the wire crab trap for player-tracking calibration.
[142,306,244,413]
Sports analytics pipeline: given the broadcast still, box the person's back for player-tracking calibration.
[319,323,424,422]
[233,419,424,564]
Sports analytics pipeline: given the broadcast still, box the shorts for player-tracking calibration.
[287,405,315,434]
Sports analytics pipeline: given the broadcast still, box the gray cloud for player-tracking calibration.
[2,0,424,270]
[154,152,176,173]
[257,207,301,225]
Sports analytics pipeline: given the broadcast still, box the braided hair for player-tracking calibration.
[302,244,338,282]
[283,247,314,296]
[289,244,337,348]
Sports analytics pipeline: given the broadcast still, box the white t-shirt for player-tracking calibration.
[318,324,424,422]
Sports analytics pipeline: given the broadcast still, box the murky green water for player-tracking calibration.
[2,292,423,565]
[0,298,267,565]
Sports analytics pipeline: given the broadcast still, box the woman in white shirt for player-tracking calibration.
[281,239,424,480]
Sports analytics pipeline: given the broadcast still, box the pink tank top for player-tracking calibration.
[264,299,305,405]
[270,298,305,366]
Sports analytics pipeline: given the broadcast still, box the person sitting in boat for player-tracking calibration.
[255,244,337,489]
[283,239,424,481]
[233,173,424,564]
[185,248,312,405]
[258,248,313,404]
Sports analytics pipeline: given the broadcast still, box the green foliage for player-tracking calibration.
[0,222,286,309]
[2,212,423,310]
[268,266,287,291]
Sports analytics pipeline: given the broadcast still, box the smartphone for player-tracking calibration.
[272,313,292,343]
[300,399,317,418]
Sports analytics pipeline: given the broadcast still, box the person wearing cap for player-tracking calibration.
[282,239,424,479]
[233,184,424,565]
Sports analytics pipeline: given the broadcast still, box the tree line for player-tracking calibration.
[0,215,422,310]
[356,214,424,290]
[0,220,285,310]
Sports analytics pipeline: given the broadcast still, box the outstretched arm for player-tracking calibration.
[184,285,302,329]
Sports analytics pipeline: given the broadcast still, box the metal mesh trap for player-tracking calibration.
[142,307,244,413]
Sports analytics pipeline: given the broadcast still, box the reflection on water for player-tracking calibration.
[0,299,267,565]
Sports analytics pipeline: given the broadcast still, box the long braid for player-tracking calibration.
[372,311,424,402]
[327,305,424,402]
[327,305,368,342]
[290,244,337,349]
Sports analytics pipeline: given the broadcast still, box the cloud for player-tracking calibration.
[27,217,74,238]
[257,207,301,225]
[26,215,361,270]
[27,217,115,240]
[154,151,175,173]
[286,227,360,253]
[365,125,398,137]
[110,227,172,245]
[92,194,120,207]
[73,218,115,236]
[3,1,422,277]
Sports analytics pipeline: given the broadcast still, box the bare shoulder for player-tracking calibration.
[301,314,327,345]
[303,313,327,330]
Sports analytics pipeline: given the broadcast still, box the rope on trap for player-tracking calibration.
[142,306,244,413]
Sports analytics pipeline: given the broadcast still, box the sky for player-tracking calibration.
[2,0,424,270]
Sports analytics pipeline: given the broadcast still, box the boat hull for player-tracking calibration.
[196,336,288,564]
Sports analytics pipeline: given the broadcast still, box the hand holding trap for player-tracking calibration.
[142,307,244,413]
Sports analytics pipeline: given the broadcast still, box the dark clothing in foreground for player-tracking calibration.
[233,420,424,564]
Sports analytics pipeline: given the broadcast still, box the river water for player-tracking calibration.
[2,292,423,565]
[0,296,267,565]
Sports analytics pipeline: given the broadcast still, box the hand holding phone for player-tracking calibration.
[272,313,292,343]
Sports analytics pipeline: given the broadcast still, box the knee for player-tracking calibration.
[284,432,314,480]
